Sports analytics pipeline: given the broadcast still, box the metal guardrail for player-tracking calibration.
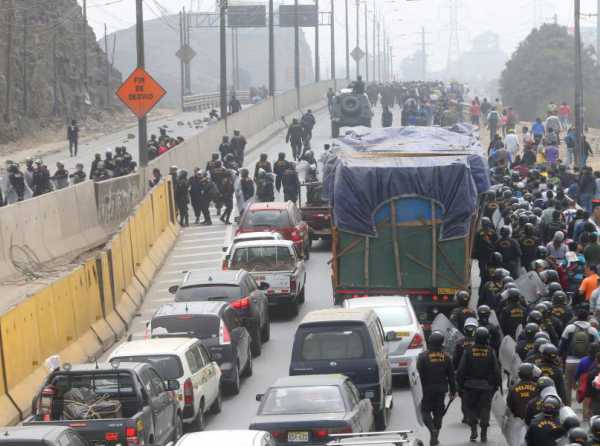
[182,90,250,112]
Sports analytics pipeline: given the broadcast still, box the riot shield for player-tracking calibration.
[491,390,508,431]
[515,271,545,304]
[504,417,527,446]
[490,310,504,338]
[408,360,424,426]
[514,324,523,342]
[431,313,464,358]
[499,336,521,386]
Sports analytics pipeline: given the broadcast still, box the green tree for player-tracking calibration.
[500,23,600,124]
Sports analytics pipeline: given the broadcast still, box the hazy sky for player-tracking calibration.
[81,0,600,76]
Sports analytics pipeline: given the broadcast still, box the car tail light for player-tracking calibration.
[290,278,297,292]
[231,297,250,310]
[270,431,286,439]
[38,385,57,421]
[105,432,119,441]
[408,333,424,349]
[183,378,194,406]
[219,321,231,344]
[222,259,228,270]
[126,426,139,445]
[177,315,193,320]
[313,427,353,439]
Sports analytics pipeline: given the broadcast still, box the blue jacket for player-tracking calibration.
[532,122,545,136]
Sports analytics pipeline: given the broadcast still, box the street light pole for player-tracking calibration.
[220,0,228,124]
[330,0,336,84]
[315,0,320,82]
[294,0,300,107]
[345,0,350,80]
[135,0,148,167]
[355,0,359,77]
[268,0,275,96]
[364,2,368,82]
[574,0,584,167]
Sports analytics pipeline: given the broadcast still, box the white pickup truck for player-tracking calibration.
[225,240,306,316]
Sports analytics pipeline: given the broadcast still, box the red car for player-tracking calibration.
[237,202,311,259]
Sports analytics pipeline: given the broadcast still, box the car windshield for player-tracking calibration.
[230,246,295,271]
[175,285,243,302]
[243,210,290,228]
[260,385,345,415]
[299,329,366,360]
[151,315,220,341]
[110,355,184,380]
[372,306,412,327]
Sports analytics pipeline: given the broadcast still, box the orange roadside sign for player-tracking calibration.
[116,67,166,119]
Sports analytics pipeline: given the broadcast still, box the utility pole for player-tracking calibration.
[315,0,320,82]
[597,0,600,59]
[22,12,27,115]
[330,0,335,84]
[83,0,88,87]
[185,10,191,94]
[574,0,585,168]
[231,28,235,90]
[219,0,228,123]
[345,0,350,80]
[268,0,275,95]
[372,8,376,80]
[355,0,359,77]
[53,32,58,116]
[104,23,110,107]
[179,10,185,109]
[364,2,368,82]
[421,26,426,80]
[4,0,14,123]
[135,0,148,167]
[294,0,300,107]
[377,20,381,82]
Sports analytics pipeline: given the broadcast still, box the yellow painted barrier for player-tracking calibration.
[84,260,115,350]
[99,251,126,337]
[51,275,86,365]
[0,341,20,426]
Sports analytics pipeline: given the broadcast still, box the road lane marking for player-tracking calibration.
[168,259,220,267]
[172,251,222,259]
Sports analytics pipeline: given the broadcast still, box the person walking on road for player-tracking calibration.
[416,330,456,446]
[457,326,501,443]
[286,119,305,161]
[230,130,247,166]
[274,152,289,192]
[282,162,300,204]
[382,105,393,128]
[256,169,275,202]
[175,170,190,227]
[69,163,87,185]
[51,162,69,190]
[486,108,500,143]
[229,94,241,114]
[220,172,235,225]
[67,119,79,157]
[254,153,272,181]
[189,168,204,225]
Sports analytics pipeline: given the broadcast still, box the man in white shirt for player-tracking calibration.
[504,129,520,161]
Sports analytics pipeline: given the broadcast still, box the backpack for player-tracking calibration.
[569,325,591,358]
[488,111,499,124]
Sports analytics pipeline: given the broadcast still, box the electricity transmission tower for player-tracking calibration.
[446,0,461,78]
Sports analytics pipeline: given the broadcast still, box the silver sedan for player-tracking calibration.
[343,296,425,375]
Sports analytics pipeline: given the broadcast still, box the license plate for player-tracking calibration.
[438,287,458,295]
[395,331,410,337]
[288,431,309,442]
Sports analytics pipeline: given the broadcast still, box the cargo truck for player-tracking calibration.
[324,127,490,328]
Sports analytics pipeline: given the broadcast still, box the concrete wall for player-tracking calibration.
[0,81,336,283]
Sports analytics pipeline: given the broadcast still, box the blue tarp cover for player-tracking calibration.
[324,126,490,238]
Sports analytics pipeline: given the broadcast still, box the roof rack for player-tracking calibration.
[327,431,418,446]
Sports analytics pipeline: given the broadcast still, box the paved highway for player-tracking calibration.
[104,104,506,446]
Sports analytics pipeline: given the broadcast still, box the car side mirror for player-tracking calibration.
[258,281,270,291]
[256,393,264,402]
[168,285,179,294]
[385,331,397,342]
[165,379,180,391]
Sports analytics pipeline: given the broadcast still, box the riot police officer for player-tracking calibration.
[230,129,247,166]
[538,344,567,403]
[219,135,232,159]
[524,376,555,425]
[256,169,275,202]
[416,331,456,446]
[274,152,289,192]
[479,268,507,309]
[449,290,476,334]
[90,153,102,179]
[589,416,600,446]
[282,162,300,204]
[566,427,589,446]
[220,172,235,225]
[254,153,272,181]
[206,153,220,178]
[525,395,564,446]
[286,118,304,160]
[517,322,541,361]
[507,363,540,419]
[457,327,501,443]
[453,317,479,423]
[520,223,541,271]
[211,160,228,216]
[7,163,27,203]
[499,288,527,339]
[477,305,502,353]
[551,290,573,328]
[240,169,255,202]
[175,170,190,227]
[496,226,522,279]
[473,217,498,282]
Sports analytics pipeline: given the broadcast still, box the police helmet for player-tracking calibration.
[525,322,540,339]
[567,427,588,445]
[537,246,549,260]
[534,331,550,341]
[260,153,268,160]
[537,375,555,391]
[224,153,234,161]
[528,310,544,325]
[532,207,543,217]
[518,363,536,381]
[506,288,521,302]
[494,268,510,281]
[533,259,548,271]
[304,150,314,158]
[503,282,518,291]
[464,317,478,336]
[502,190,513,200]
[477,305,491,320]
[591,416,600,437]
[541,343,559,361]
[518,215,529,226]
[552,290,567,305]
[541,395,561,415]
[489,251,504,266]
[533,337,549,354]
[474,327,490,345]
[212,153,219,160]
[455,290,470,306]
[539,269,559,284]
[502,276,515,286]
[547,282,563,295]
[499,226,511,238]
[481,217,493,229]
[428,331,444,349]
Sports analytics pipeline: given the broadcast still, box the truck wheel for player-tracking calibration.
[331,122,340,138]
[225,363,240,395]
[287,300,299,318]
[172,415,184,441]
[190,401,205,432]
[374,406,390,430]
[251,324,262,357]
[261,314,271,342]
[210,389,222,414]
[298,287,305,304]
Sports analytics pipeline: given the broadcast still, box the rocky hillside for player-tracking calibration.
[0,0,122,142]
[109,14,315,106]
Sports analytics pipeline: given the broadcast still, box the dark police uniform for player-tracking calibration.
[525,413,564,446]
[507,380,537,419]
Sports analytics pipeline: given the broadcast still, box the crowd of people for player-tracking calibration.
[415,100,600,446]
[169,127,322,227]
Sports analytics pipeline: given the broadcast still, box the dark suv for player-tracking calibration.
[169,270,270,356]
[150,301,253,395]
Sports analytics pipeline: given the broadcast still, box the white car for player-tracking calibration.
[226,239,307,316]
[221,231,283,269]
[344,296,425,375]
[108,337,222,430]
[176,430,276,446]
